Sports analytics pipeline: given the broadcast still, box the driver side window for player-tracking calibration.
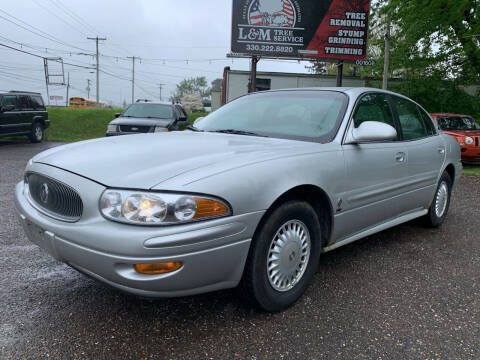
[353,93,397,139]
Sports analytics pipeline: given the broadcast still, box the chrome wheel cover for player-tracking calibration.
[435,181,448,218]
[267,220,311,292]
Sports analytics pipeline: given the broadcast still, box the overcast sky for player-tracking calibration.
[0,0,310,106]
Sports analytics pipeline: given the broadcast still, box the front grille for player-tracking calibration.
[475,137,479,147]
[119,125,152,133]
[26,173,83,221]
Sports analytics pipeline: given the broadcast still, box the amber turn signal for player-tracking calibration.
[133,262,183,275]
[193,198,229,219]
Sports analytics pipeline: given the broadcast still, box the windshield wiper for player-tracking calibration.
[209,129,267,137]
[186,125,204,132]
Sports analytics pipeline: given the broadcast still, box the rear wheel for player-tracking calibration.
[425,171,452,227]
[241,201,322,312]
[29,122,43,143]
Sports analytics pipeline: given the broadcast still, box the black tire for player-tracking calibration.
[425,171,452,228]
[29,122,43,143]
[241,201,322,312]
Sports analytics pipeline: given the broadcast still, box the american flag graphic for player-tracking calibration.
[249,0,295,27]
[249,0,264,26]
[280,0,295,27]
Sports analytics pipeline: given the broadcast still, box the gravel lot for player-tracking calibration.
[1,139,479,360]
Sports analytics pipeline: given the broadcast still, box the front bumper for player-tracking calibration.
[460,146,480,163]
[14,163,264,297]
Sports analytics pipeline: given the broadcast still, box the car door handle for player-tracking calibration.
[438,148,445,155]
[395,152,406,163]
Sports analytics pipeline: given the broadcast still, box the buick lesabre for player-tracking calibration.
[15,88,462,312]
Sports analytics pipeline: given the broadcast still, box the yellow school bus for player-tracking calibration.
[69,97,105,108]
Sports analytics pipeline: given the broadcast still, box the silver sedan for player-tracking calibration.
[15,88,462,312]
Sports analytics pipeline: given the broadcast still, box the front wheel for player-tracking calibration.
[29,122,43,143]
[241,201,322,312]
[425,171,452,227]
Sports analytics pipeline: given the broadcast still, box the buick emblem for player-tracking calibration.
[39,183,49,204]
[131,127,138,131]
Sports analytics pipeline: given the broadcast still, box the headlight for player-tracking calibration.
[107,124,117,133]
[465,136,474,145]
[154,126,168,133]
[100,190,231,225]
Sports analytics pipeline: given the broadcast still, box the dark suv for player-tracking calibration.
[106,101,188,136]
[0,91,49,143]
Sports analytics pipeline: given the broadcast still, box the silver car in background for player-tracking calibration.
[15,88,461,312]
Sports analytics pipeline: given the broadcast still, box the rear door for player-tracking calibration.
[390,96,444,209]
[336,93,410,240]
[17,95,34,132]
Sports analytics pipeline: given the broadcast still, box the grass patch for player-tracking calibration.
[463,164,480,176]
[44,107,121,142]
[44,108,209,142]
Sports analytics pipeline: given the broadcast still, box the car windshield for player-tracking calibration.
[438,116,480,130]
[195,91,348,142]
[122,104,173,119]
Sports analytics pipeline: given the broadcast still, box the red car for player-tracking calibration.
[430,113,480,163]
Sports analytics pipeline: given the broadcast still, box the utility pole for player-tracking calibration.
[382,14,391,90]
[65,72,70,107]
[158,84,166,101]
[87,36,106,106]
[336,60,344,87]
[249,56,259,93]
[127,56,137,103]
[86,79,91,99]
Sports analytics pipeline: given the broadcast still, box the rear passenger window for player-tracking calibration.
[353,94,397,136]
[417,107,436,136]
[18,95,32,110]
[391,96,427,140]
[30,95,45,110]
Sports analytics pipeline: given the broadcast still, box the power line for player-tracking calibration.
[0,9,89,52]
[0,43,95,69]
[31,0,88,37]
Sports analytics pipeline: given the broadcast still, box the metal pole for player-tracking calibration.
[86,79,91,99]
[249,56,259,93]
[127,56,136,103]
[382,14,391,90]
[336,60,344,87]
[158,84,165,101]
[43,58,50,106]
[65,72,70,107]
[87,36,106,107]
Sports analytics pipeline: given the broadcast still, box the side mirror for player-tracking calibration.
[346,121,397,144]
[178,115,188,122]
[193,117,204,126]
[114,113,122,118]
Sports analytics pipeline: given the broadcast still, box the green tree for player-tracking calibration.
[171,76,211,103]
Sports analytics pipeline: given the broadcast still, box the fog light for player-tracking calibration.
[133,262,183,274]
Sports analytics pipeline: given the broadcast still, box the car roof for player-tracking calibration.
[430,113,474,117]
[134,100,173,106]
[1,91,42,96]
[254,87,412,98]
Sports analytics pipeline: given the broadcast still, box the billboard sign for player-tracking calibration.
[231,0,371,61]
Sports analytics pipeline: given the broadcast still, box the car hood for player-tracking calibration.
[111,117,172,127]
[442,130,480,137]
[32,132,323,189]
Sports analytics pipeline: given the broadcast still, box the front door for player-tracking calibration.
[334,93,410,241]
[0,95,21,135]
